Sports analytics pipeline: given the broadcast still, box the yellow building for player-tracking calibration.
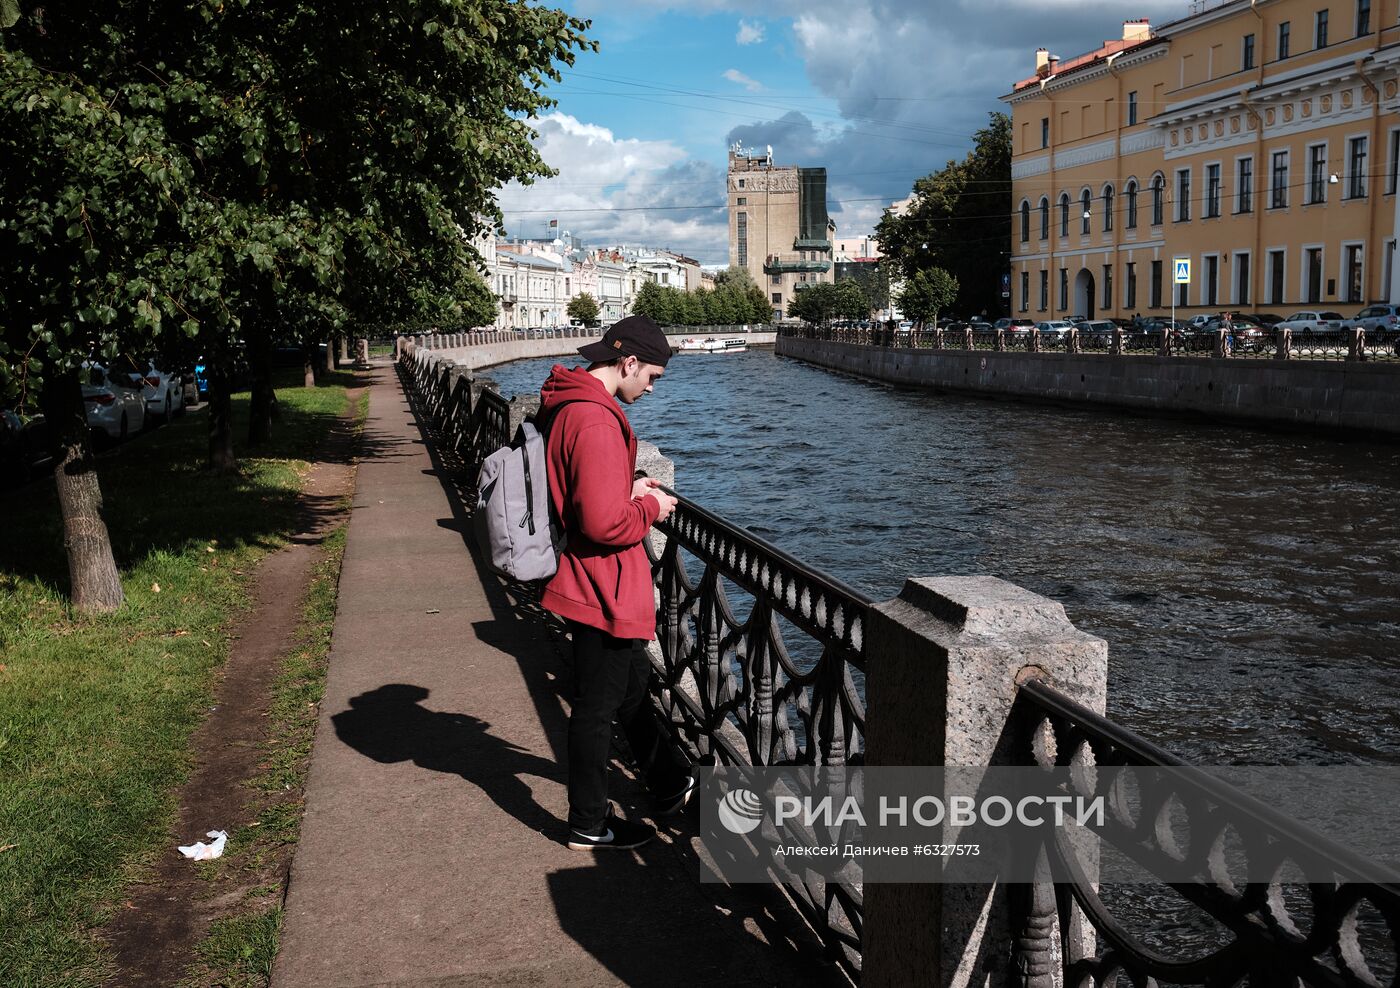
[727,145,836,319]
[1002,1,1400,321]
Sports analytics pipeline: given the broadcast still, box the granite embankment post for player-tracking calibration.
[861,577,1108,988]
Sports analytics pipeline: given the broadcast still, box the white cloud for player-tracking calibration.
[736,19,765,45]
[722,69,763,92]
[496,113,731,265]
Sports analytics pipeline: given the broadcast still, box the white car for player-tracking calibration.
[1034,320,1075,343]
[1276,310,1346,333]
[120,357,185,420]
[83,362,147,441]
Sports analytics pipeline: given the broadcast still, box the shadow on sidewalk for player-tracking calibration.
[331,683,562,834]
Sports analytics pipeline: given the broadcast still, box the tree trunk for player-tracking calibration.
[302,345,316,388]
[207,366,236,472]
[324,337,336,374]
[41,370,125,613]
[338,335,349,366]
[248,332,275,446]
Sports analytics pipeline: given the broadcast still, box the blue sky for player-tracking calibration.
[498,0,1188,266]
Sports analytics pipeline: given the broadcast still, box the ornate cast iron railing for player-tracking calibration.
[781,324,1400,363]
[647,491,870,972]
[1012,678,1400,988]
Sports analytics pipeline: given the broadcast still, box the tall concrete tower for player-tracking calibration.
[727,145,835,319]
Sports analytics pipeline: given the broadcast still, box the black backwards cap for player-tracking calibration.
[577,315,672,367]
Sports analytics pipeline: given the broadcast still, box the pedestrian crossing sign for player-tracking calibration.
[1173,257,1191,284]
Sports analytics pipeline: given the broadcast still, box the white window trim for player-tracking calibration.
[1234,152,1255,214]
[1079,187,1094,237]
[1200,252,1222,307]
[1150,172,1167,226]
[1343,131,1370,200]
[1300,242,1326,304]
[1101,183,1115,233]
[1175,166,1192,222]
[1267,246,1289,305]
[1269,148,1291,209]
[1232,249,1253,306]
[1340,239,1366,303]
[1305,140,1330,205]
[1203,159,1224,218]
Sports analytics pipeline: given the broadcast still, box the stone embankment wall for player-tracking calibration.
[777,336,1400,435]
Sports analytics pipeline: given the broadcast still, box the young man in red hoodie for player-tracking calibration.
[538,315,694,850]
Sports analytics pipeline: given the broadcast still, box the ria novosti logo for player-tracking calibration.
[717,788,764,835]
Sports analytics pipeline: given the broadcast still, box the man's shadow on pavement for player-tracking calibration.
[332,683,563,834]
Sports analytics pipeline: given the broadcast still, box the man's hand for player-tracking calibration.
[633,477,677,522]
[632,476,662,500]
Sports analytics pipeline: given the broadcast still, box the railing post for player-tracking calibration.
[1028,328,1041,353]
[933,329,945,350]
[1276,327,1292,360]
[862,576,1107,988]
[1066,327,1080,354]
[1213,329,1230,359]
[1349,328,1366,361]
[1157,329,1171,357]
[995,329,1006,352]
[1110,327,1123,356]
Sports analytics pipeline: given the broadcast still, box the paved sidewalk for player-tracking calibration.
[273,363,836,988]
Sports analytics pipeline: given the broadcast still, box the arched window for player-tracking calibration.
[1151,174,1165,226]
[1102,185,1114,232]
[1080,189,1093,235]
[1059,192,1070,237]
[1039,197,1049,240]
[1125,179,1139,229]
[1020,200,1031,243]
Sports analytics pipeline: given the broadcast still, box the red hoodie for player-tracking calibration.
[538,365,661,640]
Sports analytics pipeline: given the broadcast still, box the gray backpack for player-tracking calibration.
[474,416,564,582]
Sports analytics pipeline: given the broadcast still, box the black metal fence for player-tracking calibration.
[786,324,1400,363]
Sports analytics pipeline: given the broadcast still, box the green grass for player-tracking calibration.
[0,378,353,987]
[178,525,348,988]
[194,908,282,986]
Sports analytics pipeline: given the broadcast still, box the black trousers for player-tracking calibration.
[566,621,689,832]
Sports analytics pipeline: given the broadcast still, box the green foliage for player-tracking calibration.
[835,280,869,320]
[876,112,1010,319]
[896,267,959,327]
[842,262,890,313]
[631,276,771,326]
[0,0,595,406]
[566,292,599,325]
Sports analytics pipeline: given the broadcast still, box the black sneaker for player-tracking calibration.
[567,810,654,851]
[654,774,697,817]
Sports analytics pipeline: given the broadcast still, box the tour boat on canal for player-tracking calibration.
[678,336,749,353]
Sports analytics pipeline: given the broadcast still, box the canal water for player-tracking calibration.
[482,349,1400,766]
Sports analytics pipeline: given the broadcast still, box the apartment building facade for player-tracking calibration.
[727,146,836,319]
[1003,2,1400,322]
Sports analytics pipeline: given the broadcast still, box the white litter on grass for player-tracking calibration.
[177,830,228,860]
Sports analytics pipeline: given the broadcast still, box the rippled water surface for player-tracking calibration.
[483,349,1400,763]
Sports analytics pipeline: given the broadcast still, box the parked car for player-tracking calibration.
[1187,314,1214,328]
[120,356,185,421]
[1343,304,1400,333]
[1276,310,1346,333]
[997,317,1035,337]
[1194,317,1268,352]
[1,408,52,486]
[967,320,994,332]
[1250,312,1284,326]
[82,362,147,441]
[1034,320,1075,345]
[1080,319,1117,344]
